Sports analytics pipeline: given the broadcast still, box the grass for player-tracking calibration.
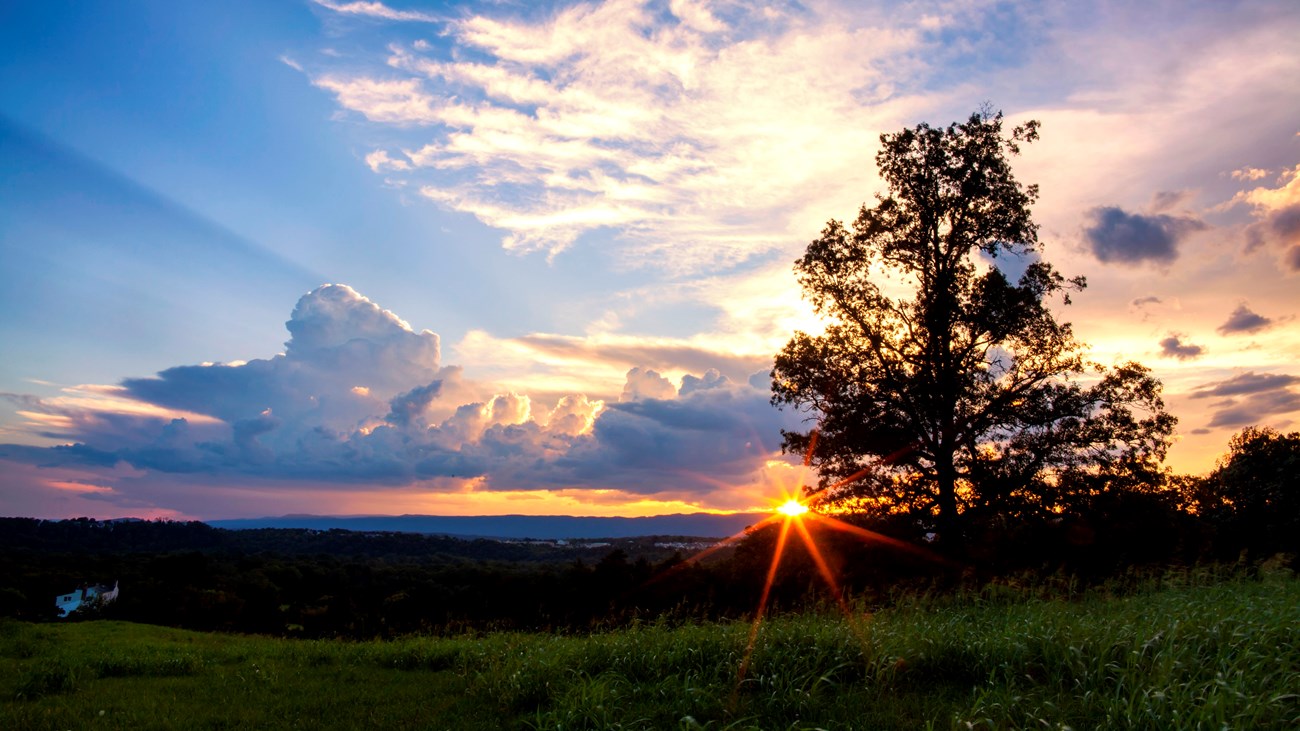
[2,574,1297,730]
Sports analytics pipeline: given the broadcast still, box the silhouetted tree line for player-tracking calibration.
[1,427,1295,637]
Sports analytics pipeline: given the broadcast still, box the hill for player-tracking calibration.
[207,512,768,539]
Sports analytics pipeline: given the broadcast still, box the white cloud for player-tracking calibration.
[365,149,411,173]
[313,76,439,125]
[312,0,441,23]
[1232,167,1270,182]
[312,0,925,269]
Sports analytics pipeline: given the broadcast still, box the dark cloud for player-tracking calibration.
[1217,304,1274,335]
[1150,190,1191,213]
[385,381,444,427]
[1082,206,1207,265]
[1131,296,1162,307]
[533,379,801,495]
[1286,244,1300,271]
[1190,372,1299,399]
[1190,372,1300,429]
[1244,204,1300,270]
[1271,204,1300,246]
[1159,334,1204,360]
[679,368,729,396]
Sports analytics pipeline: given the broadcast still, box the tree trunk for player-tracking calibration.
[936,448,962,555]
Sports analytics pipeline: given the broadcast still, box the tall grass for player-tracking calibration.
[2,575,1296,730]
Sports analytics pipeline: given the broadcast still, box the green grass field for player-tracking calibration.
[3,575,1297,730]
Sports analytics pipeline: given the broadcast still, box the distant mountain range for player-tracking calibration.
[207,513,771,540]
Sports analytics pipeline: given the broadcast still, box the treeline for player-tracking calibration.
[0,522,749,636]
[1,427,1295,639]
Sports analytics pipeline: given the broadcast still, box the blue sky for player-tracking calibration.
[2,0,1298,520]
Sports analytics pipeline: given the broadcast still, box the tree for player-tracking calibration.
[771,110,1175,549]
[1191,426,1300,559]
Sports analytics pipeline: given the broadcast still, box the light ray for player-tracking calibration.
[815,513,953,565]
[735,514,792,690]
[645,513,783,583]
[791,515,847,610]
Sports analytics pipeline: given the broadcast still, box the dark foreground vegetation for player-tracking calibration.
[3,574,1296,730]
[0,427,1295,729]
[3,427,1296,638]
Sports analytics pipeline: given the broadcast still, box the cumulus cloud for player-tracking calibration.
[1,285,798,502]
[1217,304,1274,335]
[1159,333,1204,360]
[1190,371,1300,429]
[124,284,442,429]
[533,374,800,494]
[620,367,677,402]
[1081,206,1207,265]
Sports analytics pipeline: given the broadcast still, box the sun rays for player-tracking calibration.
[724,433,952,700]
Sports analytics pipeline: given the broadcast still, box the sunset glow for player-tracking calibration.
[2,1,1298,521]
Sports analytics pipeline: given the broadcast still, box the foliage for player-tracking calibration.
[772,110,1175,543]
[2,576,1297,730]
[1186,426,1300,560]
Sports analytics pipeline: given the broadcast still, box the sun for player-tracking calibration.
[776,499,808,517]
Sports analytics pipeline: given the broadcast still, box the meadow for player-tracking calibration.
[3,572,1296,730]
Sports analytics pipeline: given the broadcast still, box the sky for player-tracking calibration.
[1,0,1298,521]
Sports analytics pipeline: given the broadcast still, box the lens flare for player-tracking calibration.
[645,430,947,712]
[776,499,808,517]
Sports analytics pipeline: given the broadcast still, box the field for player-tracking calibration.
[2,575,1297,730]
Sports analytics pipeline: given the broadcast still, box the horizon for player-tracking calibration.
[3,0,1299,522]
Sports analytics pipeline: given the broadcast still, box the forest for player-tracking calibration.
[1,424,1295,640]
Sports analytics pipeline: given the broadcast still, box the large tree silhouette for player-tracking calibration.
[771,110,1175,548]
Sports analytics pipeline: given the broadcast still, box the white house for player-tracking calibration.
[55,581,119,617]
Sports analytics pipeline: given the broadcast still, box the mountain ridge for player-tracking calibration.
[207,512,770,539]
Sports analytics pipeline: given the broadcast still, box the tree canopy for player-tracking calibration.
[1189,426,1300,558]
[771,110,1175,547]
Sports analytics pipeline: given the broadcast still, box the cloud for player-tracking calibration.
[312,77,440,125]
[123,284,442,428]
[307,0,929,269]
[311,0,441,23]
[0,285,798,504]
[1190,372,1299,400]
[1190,371,1300,429]
[1081,206,1207,265]
[620,367,676,402]
[365,149,411,173]
[1231,167,1270,181]
[1217,304,1274,335]
[1235,164,1300,269]
[529,375,801,494]
[1159,333,1204,360]
[1150,190,1192,213]
[514,334,770,386]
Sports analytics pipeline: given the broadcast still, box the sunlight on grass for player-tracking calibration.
[2,576,1297,730]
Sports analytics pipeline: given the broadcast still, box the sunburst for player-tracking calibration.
[726,432,947,701]
[639,431,946,707]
